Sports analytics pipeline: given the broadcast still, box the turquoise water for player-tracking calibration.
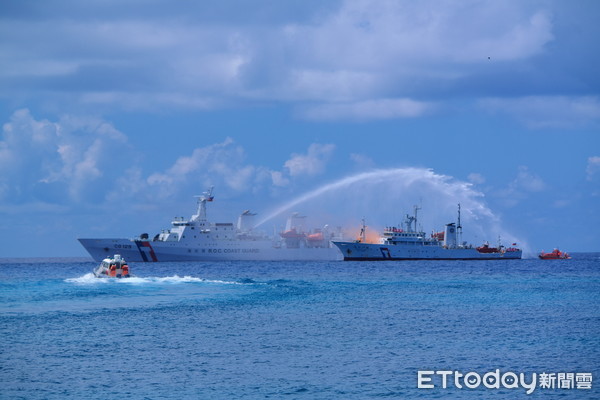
[1,255,599,399]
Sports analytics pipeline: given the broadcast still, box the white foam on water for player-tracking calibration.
[65,274,245,285]
[141,275,243,285]
[65,273,105,284]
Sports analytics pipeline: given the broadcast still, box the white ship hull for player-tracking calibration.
[333,204,522,261]
[79,238,342,262]
[333,241,522,260]
[78,188,345,262]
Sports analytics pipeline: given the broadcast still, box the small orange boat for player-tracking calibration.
[539,249,571,260]
[93,254,132,278]
[476,242,500,253]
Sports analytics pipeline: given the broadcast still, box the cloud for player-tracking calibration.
[147,138,265,197]
[479,96,600,128]
[495,165,547,207]
[79,92,220,112]
[270,171,290,187]
[0,1,560,114]
[0,109,341,211]
[552,199,571,208]
[350,153,375,170]
[144,140,340,200]
[284,2,552,67]
[298,98,432,121]
[0,17,249,111]
[144,141,337,198]
[513,166,546,192]
[242,1,555,109]
[0,109,129,204]
[587,156,600,181]
[468,173,486,185]
[284,143,335,177]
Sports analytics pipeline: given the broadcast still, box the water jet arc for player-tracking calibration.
[254,168,432,228]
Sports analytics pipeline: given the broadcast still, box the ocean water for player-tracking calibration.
[1,255,598,399]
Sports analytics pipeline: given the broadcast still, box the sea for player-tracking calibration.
[1,254,598,399]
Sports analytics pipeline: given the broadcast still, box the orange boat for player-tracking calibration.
[476,242,500,253]
[539,249,571,260]
[93,254,132,278]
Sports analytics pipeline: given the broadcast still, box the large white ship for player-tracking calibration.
[333,205,522,260]
[79,188,344,262]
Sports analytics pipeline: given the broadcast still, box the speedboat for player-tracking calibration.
[93,254,132,278]
[539,249,571,260]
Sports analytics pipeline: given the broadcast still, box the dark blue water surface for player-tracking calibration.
[1,255,599,399]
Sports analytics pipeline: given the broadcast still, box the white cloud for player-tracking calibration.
[553,199,571,208]
[269,2,554,113]
[286,70,379,102]
[106,166,146,202]
[284,2,553,68]
[495,166,546,207]
[468,173,486,185]
[270,171,290,187]
[284,143,336,177]
[514,166,546,192]
[0,109,129,203]
[587,156,600,181]
[80,92,220,112]
[147,138,261,195]
[144,138,317,201]
[0,110,340,209]
[0,1,558,115]
[479,96,600,129]
[298,98,432,121]
[350,153,375,170]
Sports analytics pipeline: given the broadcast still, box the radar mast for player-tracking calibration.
[192,186,214,221]
[404,205,421,232]
[457,203,463,246]
[359,218,367,242]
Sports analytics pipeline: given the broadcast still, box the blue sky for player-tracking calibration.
[1,0,599,257]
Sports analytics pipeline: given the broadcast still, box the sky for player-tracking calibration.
[0,0,599,257]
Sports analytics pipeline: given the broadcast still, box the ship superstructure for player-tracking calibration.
[332,205,522,260]
[79,188,344,262]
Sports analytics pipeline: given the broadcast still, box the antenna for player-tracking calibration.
[404,205,420,232]
[457,203,463,245]
[414,204,421,232]
[359,218,367,242]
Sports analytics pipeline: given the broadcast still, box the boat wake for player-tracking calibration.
[65,274,248,286]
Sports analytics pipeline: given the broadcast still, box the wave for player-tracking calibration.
[65,274,248,285]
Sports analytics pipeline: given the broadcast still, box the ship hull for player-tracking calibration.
[333,241,522,260]
[79,238,342,262]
